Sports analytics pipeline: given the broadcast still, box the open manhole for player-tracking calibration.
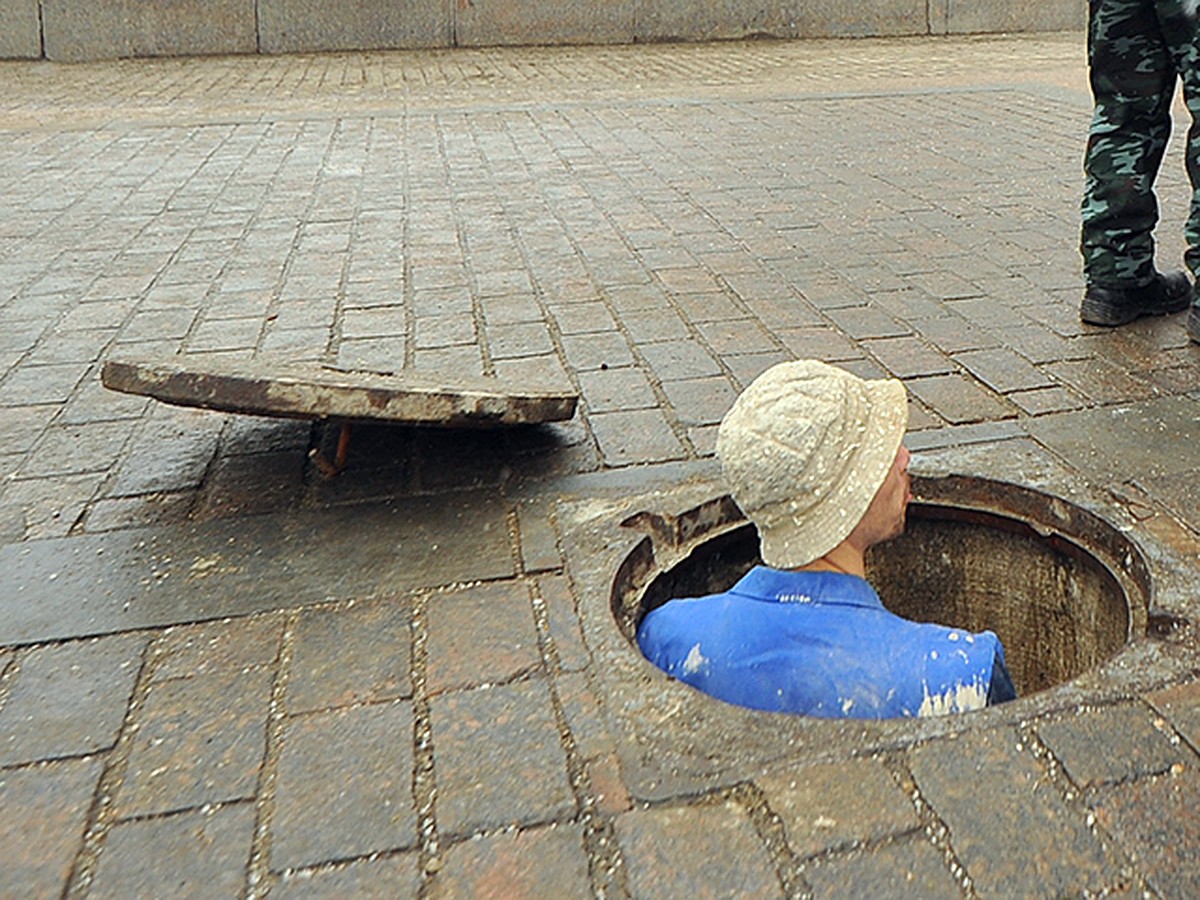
[613,475,1151,703]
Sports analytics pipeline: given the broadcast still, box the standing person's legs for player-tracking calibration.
[1080,0,1192,325]
[1155,0,1200,338]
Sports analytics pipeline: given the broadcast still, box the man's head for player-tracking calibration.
[716,360,909,569]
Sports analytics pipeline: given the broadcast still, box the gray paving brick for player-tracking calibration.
[90,803,256,899]
[288,596,413,714]
[954,346,1053,394]
[578,366,657,413]
[615,800,783,899]
[429,678,575,839]
[109,407,224,496]
[1090,768,1200,898]
[757,758,919,859]
[588,407,686,466]
[431,824,592,899]
[909,728,1120,896]
[425,581,541,696]
[905,373,1016,425]
[660,375,738,426]
[21,420,132,478]
[151,614,285,681]
[0,757,104,900]
[0,362,89,406]
[804,834,962,899]
[272,702,417,870]
[117,666,272,817]
[1036,703,1187,791]
[639,338,722,380]
[0,634,145,765]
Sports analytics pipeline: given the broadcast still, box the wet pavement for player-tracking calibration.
[3,31,1200,898]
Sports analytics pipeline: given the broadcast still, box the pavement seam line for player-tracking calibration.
[526,577,630,898]
[244,609,296,898]
[62,635,154,899]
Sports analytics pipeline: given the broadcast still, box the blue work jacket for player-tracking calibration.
[636,566,1014,719]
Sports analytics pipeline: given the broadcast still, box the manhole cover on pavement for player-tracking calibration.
[101,355,579,428]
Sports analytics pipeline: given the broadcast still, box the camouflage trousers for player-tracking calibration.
[1081,0,1200,289]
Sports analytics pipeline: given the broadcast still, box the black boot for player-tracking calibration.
[1080,270,1192,326]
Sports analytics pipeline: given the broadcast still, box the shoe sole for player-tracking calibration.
[1080,293,1190,327]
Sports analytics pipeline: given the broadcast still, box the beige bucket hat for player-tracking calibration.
[716,360,908,569]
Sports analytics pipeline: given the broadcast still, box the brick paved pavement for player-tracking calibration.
[4,32,1200,898]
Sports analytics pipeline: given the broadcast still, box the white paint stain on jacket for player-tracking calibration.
[682,643,709,675]
[917,679,988,717]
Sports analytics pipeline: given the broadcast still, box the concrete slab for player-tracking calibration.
[0,492,515,645]
[101,355,578,428]
[0,0,40,58]
[257,0,450,54]
[40,0,256,61]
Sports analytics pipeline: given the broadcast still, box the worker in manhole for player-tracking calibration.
[637,360,1017,718]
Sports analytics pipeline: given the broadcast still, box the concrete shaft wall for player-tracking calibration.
[3,0,1083,62]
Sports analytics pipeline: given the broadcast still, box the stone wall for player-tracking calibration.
[2,0,1084,62]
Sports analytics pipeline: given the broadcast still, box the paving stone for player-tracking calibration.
[0,757,104,900]
[774,326,861,361]
[909,728,1119,896]
[912,313,999,353]
[116,665,272,817]
[3,404,74,454]
[905,373,1016,425]
[693,318,777,355]
[618,308,691,343]
[588,408,687,466]
[614,800,783,899]
[517,499,563,574]
[429,678,575,839]
[89,803,256,899]
[0,471,105,539]
[341,306,407,339]
[1007,385,1085,416]
[413,314,477,349]
[430,824,592,899]
[659,376,738,426]
[862,335,954,378]
[1025,397,1200,485]
[22,330,115,367]
[1035,703,1186,791]
[559,331,636,371]
[193,450,306,520]
[823,305,911,340]
[551,300,616,335]
[487,321,556,360]
[577,366,657,413]
[1041,357,1158,404]
[425,581,541,696]
[953,346,1053,394]
[1090,768,1200,898]
[1146,679,1200,753]
[638,338,723,380]
[109,406,225,495]
[0,634,145,765]
[288,596,412,714]
[755,757,919,858]
[537,575,589,672]
[804,833,962,899]
[0,362,89,406]
[18,420,127,479]
[151,614,286,681]
[271,854,422,899]
[272,701,417,870]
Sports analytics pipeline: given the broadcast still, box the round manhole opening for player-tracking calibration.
[613,476,1150,704]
